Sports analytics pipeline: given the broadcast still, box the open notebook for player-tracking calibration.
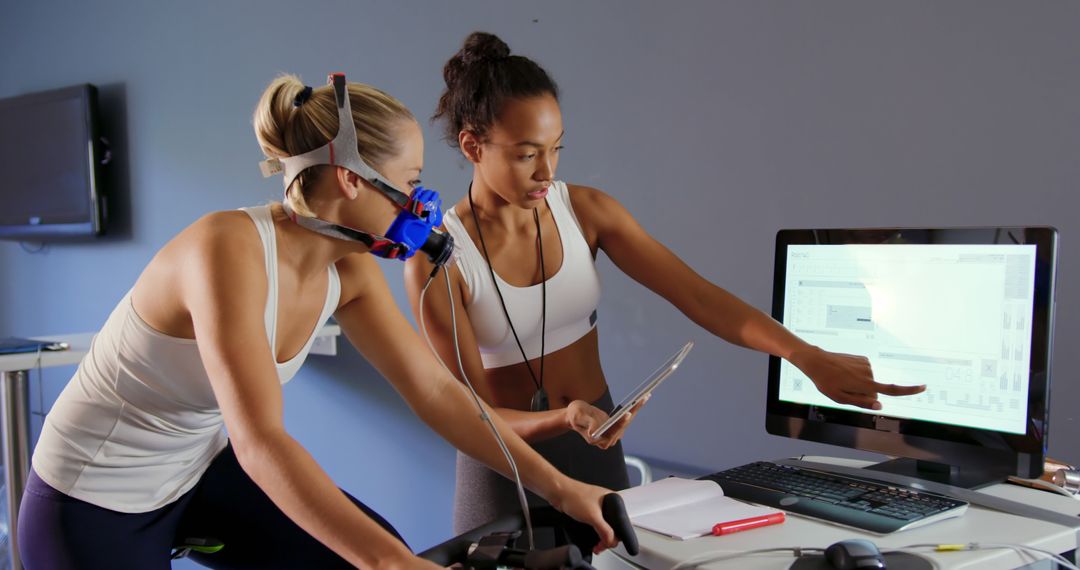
[618,477,783,540]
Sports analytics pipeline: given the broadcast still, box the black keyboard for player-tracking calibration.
[702,461,969,534]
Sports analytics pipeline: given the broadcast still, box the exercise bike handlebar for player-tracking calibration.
[418,509,525,567]
[601,492,639,556]
[418,492,638,569]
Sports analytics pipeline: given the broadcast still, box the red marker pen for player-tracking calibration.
[712,512,785,536]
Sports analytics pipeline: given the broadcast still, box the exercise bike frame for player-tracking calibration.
[418,493,639,570]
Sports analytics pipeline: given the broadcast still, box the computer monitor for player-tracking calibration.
[766,227,1057,489]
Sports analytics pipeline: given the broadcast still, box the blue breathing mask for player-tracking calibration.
[260,73,454,266]
[384,185,452,264]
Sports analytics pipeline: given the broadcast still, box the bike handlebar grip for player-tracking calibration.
[601,493,639,556]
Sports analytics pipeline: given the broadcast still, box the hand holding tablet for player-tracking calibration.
[590,341,694,440]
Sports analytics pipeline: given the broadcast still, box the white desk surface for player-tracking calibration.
[598,456,1080,570]
[0,324,341,373]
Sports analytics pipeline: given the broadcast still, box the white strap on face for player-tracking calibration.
[280,199,393,246]
[258,74,408,208]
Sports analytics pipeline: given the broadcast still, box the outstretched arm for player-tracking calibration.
[181,213,428,570]
[570,185,924,409]
[340,253,617,550]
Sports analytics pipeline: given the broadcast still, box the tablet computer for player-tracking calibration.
[590,340,693,440]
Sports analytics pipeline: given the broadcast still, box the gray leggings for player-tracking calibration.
[453,389,630,533]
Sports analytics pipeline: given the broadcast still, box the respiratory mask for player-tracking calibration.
[259,73,453,266]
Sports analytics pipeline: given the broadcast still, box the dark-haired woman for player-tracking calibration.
[404,31,926,532]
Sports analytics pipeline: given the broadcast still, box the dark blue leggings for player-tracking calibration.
[18,444,407,569]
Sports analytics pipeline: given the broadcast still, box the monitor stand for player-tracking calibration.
[865,458,1011,489]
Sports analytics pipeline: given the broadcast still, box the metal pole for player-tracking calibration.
[1,370,30,570]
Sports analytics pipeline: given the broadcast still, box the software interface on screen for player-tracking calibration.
[778,244,1037,435]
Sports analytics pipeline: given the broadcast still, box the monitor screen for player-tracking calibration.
[766,228,1057,488]
[0,84,106,240]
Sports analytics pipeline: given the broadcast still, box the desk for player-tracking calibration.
[596,457,1080,570]
[0,325,341,570]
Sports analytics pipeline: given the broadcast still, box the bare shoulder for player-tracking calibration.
[335,252,383,308]
[564,182,605,203]
[132,210,266,333]
[563,183,629,240]
[564,183,624,215]
[168,209,254,245]
[177,211,266,278]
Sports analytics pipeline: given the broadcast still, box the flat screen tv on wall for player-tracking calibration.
[0,84,108,241]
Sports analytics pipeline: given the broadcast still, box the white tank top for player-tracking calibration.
[443,181,601,369]
[32,205,341,513]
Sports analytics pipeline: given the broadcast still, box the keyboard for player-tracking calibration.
[702,461,969,534]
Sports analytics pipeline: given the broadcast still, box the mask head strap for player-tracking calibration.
[279,199,410,259]
[258,73,417,213]
[257,73,453,265]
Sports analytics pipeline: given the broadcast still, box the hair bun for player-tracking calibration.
[460,31,511,65]
[433,31,558,149]
[443,32,511,88]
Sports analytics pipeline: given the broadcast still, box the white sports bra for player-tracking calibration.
[443,181,601,369]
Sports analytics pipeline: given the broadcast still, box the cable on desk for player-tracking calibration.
[903,543,1080,570]
[668,547,824,570]
[661,542,1079,570]
[18,241,49,254]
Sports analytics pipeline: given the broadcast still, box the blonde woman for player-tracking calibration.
[18,73,619,570]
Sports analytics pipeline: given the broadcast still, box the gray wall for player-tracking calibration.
[2,0,1078,558]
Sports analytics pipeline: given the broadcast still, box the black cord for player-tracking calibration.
[19,241,49,254]
[537,211,546,390]
[467,184,546,397]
